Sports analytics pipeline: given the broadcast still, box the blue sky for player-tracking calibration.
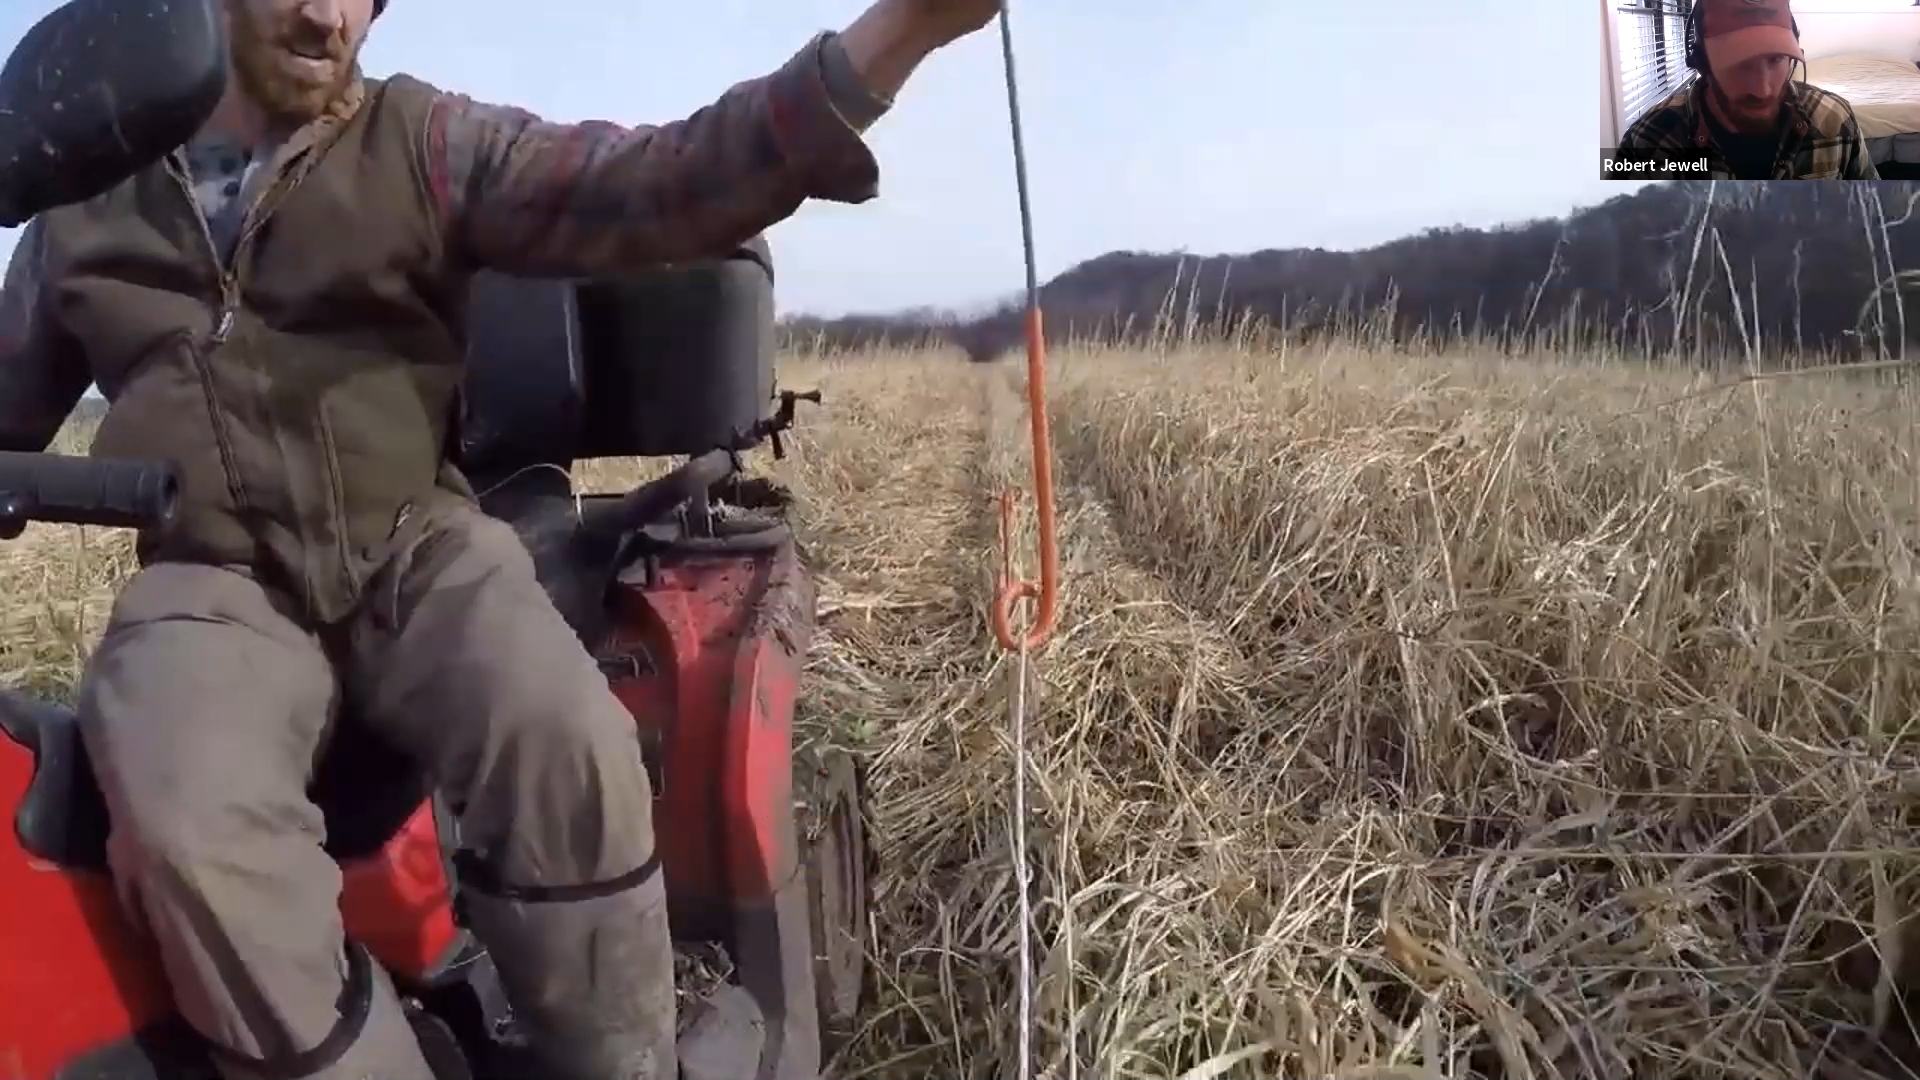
[0,0,1648,316]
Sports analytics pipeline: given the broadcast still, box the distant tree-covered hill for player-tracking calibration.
[779,181,1920,363]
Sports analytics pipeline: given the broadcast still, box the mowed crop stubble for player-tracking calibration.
[6,338,1920,1080]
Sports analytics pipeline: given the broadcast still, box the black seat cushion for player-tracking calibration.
[0,690,108,869]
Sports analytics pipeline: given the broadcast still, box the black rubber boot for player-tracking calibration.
[460,863,678,1080]
[677,984,767,1080]
[211,943,438,1080]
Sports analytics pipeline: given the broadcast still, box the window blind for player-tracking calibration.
[1615,0,1693,131]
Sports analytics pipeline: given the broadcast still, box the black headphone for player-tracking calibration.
[1683,2,1800,75]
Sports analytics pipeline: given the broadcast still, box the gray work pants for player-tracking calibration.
[77,501,675,1079]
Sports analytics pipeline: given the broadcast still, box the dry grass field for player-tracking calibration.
[7,339,1920,1079]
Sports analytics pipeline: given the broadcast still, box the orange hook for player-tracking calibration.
[990,306,1060,652]
[986,0,1058,654]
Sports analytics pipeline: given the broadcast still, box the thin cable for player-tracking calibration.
[998,3,1041,302]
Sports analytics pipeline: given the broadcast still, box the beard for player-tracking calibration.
[227,0,360,127]
[1707,78,1784,137]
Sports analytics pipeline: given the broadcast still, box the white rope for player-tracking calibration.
[1010,639,1034,1080]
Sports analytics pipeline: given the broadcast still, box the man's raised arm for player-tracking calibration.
[0,220,89,454]
[422,30,898,278]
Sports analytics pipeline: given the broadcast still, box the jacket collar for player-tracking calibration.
[171,68,368,181]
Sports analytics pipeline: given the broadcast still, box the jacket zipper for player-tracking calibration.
[166,106,360,604]
[164,156,252,516]
[224,143,366,597]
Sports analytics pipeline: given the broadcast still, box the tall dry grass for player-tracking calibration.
[5,337,1920,1079]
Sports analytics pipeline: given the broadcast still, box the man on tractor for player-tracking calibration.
[0,0,996,1076]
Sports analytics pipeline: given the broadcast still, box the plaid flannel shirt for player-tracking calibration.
[1615,77,1878,180]
[0,31,888,452]
[425,30,888,272]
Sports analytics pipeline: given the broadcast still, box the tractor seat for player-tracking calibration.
[0,687,433,875]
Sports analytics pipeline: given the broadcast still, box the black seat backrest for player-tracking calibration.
[457,273,584,498]
[456,237,777,496]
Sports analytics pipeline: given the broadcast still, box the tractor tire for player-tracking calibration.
[798,745,873,1065]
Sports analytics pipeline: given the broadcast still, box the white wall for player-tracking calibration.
[1600,0,1622,146]
[1796,10,1920,61]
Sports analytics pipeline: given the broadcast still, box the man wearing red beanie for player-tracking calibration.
[1615,0,1877,179]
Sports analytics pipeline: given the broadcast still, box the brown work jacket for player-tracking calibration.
[40,75,462,624]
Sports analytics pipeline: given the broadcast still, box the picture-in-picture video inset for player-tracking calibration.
[1601,0,1920,181]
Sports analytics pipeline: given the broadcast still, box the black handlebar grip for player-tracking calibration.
[0,451,179,530]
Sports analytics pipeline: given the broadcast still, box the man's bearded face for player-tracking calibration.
[1708,53,1796,136]
[227,0,368,126]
